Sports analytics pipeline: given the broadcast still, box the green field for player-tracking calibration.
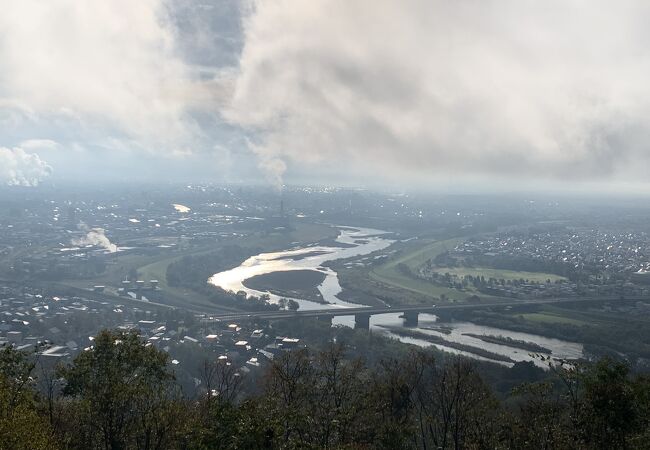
[369,238,470,302]
[383,238,465,272]
[517,312,587,326]
[366,237,567,304]
[434,267,566,283]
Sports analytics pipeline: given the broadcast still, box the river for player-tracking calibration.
[208,226,394,310]
[209,226,583,367]
[332,313,583,368]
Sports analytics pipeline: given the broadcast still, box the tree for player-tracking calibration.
[582,358,638,449]
[263,348,314,446]
[0,345,57,450]
[287,299,300,311]
[59,330,183,450]
[261,345,374,449]
[507,382,573,449]
[200,358,244,405]
[412,356,500,449]
[308,345,368,448]
[371,350,425,448]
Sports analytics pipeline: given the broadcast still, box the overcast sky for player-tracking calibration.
[1,0,650,191]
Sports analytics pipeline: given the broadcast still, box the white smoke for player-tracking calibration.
[257,153,286,191]
[72,224,118,253]
[0,147,52,186]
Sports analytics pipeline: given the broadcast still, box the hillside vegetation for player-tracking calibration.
[1,330,649,449]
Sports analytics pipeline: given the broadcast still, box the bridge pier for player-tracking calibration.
[402,311,419,327]
[354,313,371,330]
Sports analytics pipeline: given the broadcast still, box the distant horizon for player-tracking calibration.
[3,179,650,203]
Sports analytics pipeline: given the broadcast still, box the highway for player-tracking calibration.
[27,279,644,326]
[199,295,642,323]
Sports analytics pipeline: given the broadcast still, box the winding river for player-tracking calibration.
[208,227,394,310]
[209,226,583,367]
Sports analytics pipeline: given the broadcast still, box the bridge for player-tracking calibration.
[200,296,636,329]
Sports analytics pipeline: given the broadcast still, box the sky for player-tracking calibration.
[1,0,650,191]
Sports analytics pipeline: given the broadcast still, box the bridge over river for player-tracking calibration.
[201,296,643,329]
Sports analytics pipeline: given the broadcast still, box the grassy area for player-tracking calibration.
[136,258,223,310]
[369,238,470,302]
[433,267,566,283]
[366,237,565,305]
[368,271,469,301]
[383,238,464,272]
[517,312,587,326]
[535,304,632,327]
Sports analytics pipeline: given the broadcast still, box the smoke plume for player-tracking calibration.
[72,225,118,253]
[0,147,52,186]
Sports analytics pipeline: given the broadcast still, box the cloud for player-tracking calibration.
[4,0,649,188]
[0,147,52,186]
[0,0,222,154]
[226,0,650,185]
[19,139,61,151]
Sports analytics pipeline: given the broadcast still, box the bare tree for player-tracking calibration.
[200,358,244,405]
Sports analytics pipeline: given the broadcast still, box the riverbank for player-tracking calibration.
[378,326,515,363]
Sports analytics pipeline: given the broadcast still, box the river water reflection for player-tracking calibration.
[333,313,583,368]
[208,227,394,310]
[209,226,583,367]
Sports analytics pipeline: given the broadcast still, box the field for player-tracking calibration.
[368,238,470,302]
[364,237,567,305]
[380,238,465,272]
[433,267,566,283]
[516,312,587,326]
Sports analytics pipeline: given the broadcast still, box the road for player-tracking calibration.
[18,278,645,325]
[200,295,644,323]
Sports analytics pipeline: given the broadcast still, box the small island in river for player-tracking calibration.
[378,326,516,363]
[462,333,552,354]
[242,269,327,304]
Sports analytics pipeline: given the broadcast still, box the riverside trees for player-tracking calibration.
[1,330,649,449]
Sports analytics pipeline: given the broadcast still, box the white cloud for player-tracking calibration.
[226,0,650,184]
[0,0,217,153]
[19,139,61,151]
[4,0,650,187]
[0,147,52,186]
